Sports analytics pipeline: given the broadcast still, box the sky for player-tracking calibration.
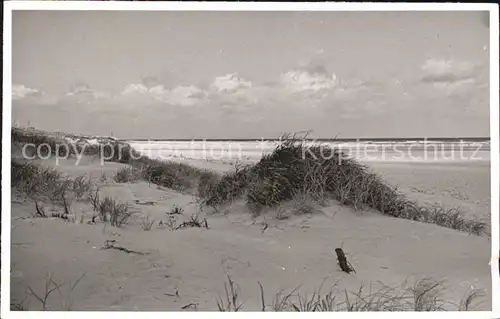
[11,10,491,139]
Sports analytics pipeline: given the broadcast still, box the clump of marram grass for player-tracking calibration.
[215,275,485,312]
[70,175,92,200]
[168,205,184,215]
[197,169,224,199]
[113,166,143,183]
[129,156,217,193]
[216,275,244,312]
[175,214,209,230]
[11,161,62,198]
[139,214,155,231]
[417,205,487,236]
[290,191,317,215]
[12,161,93,209]
[200,133,380,212]
[12,161,100,224]
[199,163,252,209]
[199,134,488,236]
[98,196,133,227]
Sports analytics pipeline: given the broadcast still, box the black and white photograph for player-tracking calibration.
[2,2,499,314]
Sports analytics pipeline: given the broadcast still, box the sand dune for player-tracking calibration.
[10,152,492,311]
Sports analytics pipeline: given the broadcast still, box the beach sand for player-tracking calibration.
[10,156,492,311]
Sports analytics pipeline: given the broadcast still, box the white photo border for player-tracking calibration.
[2,2,499,319]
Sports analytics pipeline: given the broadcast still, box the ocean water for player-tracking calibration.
[128,140,491,163]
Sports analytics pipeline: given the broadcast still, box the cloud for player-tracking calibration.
[202,65,371,118]
[419,57,488,114]
[431,78,476,91]
[420,58,476,84]
[164,85,207,106]
[211,73,252,93]
[203,73,264,113]
[121,83,207,106]
[269,64,375,113]
[69,81,91,94]
[13,55,488,139]
[61,81,112,105]
[67,91,111,101]
[12,84,60,106]
[280,67,338,92]
[14,66,367,116]
[121,83,152,96]
[12,84,44,100]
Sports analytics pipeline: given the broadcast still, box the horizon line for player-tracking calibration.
[122,137,491,142]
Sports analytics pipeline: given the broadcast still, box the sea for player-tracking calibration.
[126,139,491,163]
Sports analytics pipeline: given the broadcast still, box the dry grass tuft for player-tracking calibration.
[216,275,485,312]
[139,214,155,231]
[113,166,143,183]
[98,196,133,227]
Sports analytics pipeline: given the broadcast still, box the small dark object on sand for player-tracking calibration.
[335,248,356,274]
[135,200,156,206]
[181,303,198,310]
[35,201,47,218]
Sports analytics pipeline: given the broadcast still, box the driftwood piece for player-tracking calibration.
[335,248,356,274]
[101,240,148,255]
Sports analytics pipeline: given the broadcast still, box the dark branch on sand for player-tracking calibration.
[101,240,148,255]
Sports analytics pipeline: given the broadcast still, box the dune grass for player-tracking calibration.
[11,161,90,208]
[11,160,133,227]
[199,134,488,235]
[215,275,484,312]
[11,127,138,162]
[9,128,491,311]
[113,166,143,183]
[11,161,62,199]
[11,273,484,311]
[11,272,87,311]
[97,196,134,227]
[11,128,488,235]
[102,154,219,195]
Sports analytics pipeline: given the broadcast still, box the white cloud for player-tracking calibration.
[432,78,476,90]
[211,73,252,92]
[121,83,151,95]
[163,85,207,106]
[63,83,112,105]
[66,89,111,101]
[420,58,476,84]
[280,69,338,92]
[205,66,367,114]
[12,84,44,100]
[120,83,207,106]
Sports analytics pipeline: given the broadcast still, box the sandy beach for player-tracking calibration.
[10,149,492,311]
